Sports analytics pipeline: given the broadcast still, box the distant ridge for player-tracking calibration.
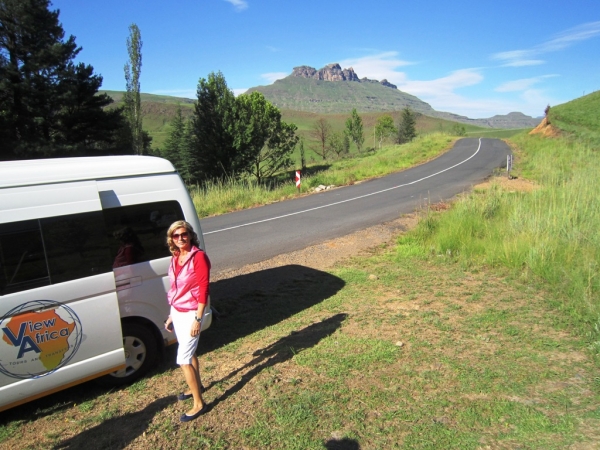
[247,63,542,129]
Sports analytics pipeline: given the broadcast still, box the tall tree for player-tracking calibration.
[396,107,417,144]
[161,105,186,170]
[233,91,277,170]
[0,0,126,159]
[178,119,198,185]
[234,91,298,183]
[124,24,143,154]
[188,71,237,183]
[344,108,364,152]
[311,118,332,160]
[374,114,396,149]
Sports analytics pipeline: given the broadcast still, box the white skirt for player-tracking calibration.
[170,306,200,365]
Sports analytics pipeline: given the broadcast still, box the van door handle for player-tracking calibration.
[115,276,142,291]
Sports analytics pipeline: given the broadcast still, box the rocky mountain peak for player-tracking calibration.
[291,63,396,86]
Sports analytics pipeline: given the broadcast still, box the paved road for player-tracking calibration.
[201,138,511,273]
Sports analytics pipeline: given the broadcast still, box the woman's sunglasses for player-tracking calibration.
[172,232,189,240]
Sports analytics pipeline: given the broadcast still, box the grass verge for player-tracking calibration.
[1,240,598,449]
[189,133,455,218]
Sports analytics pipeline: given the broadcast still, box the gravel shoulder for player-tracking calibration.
[211,213,421,282]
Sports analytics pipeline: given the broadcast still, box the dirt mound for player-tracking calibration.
[529,117,561,137]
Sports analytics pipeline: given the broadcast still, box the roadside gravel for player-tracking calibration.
[211,213,420,282]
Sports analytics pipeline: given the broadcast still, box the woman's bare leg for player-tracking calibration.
[181,355,204,415]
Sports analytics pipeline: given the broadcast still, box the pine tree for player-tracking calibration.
[0,0,127,159]
[396,107,417,144]
[189,71,237,183]
[162,106,186,170]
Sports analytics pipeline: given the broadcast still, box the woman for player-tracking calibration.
[164,220,210,422]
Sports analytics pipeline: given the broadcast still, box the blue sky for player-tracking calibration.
[52,0,599,118]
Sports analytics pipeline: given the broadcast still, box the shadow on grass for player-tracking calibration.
[0,265,343,421]
[324,437,361,449]
[52,396,176,450]
[208,313,347,410]
[201,264,345,352]
[272,163,333,185]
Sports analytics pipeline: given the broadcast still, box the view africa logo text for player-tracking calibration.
[0,300,83,379]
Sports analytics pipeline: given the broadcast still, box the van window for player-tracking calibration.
[0,212,113,296]
[102,201,184,268]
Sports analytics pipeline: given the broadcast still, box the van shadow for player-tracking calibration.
[52,396,176,450]
[208,312,347,410]
[200,264,345,352]
[0,265,344,422]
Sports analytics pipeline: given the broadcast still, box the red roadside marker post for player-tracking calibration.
[295,170,301,191]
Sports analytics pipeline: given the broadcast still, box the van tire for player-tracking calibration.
[96,322,158,386]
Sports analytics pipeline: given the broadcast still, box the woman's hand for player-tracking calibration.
[164,316,174,332]
[190,319,201,337]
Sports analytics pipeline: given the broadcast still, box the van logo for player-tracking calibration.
[0,300,82,379]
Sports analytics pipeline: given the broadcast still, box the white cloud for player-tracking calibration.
[232,88,248,96]
[495,75,557,93]
[224,0,248,12]
[338,51,413,85]
[539,21,600,52]
[503,59,545,68]
[398,69,483,97]
[492,21,600,67]
[329,53,498,116]
[260,72,288,83]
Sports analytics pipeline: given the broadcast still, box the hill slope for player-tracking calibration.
[246,63,542,129]
[529,90,600,143]
[247,76,436,115]
[101,90,196,148]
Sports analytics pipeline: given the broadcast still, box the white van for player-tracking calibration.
[0,156,212,412]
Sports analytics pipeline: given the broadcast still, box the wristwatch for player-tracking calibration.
[194,316,202,323]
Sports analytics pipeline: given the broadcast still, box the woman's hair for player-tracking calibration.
[166,220,201,255]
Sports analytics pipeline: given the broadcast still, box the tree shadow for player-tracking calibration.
[272,163,332,185]
[207,313,347,410]
[201,264,345,352]
[52,396,175,450]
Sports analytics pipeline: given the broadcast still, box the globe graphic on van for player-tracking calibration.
[0,300,83,379]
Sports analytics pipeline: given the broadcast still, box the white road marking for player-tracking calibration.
[205,139,482,235]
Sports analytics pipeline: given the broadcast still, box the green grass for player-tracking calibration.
[548,90,600,145]
[405,90,600,344]
[408,133,600,334]
[466,128,530,139]
[3,91,598,450]
[209,256,598,449]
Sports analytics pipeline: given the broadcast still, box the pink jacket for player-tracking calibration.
[167,246,210,311]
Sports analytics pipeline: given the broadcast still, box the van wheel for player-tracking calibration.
[97,322,158,386]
